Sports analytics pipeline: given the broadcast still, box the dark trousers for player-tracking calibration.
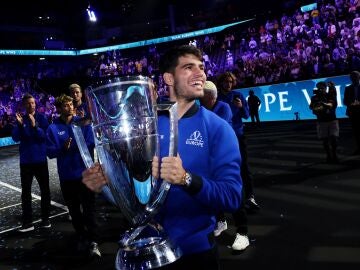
[60,179,98,242]
[233,134,253,234]
[20,162,51,224]
[159,246,220,270]
[250,111,260,126]
[217,134,250,234]
[237,134,253,199]
[232,187,248,235]
[350,116,360,150]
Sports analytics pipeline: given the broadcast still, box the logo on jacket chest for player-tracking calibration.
[186,130,204,147]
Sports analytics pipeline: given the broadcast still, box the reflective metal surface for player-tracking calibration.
[72,76,181,269]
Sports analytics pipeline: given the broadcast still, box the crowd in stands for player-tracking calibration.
[1,0,360,137]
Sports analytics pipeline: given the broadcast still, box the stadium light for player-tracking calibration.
[86,4,97,22]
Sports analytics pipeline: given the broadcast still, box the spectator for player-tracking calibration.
[310,81,339,163]
[247,89,261,128]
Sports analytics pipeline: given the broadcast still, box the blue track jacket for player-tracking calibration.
[218,90,249,136]
[46,116,94,181]
[156,103,242,255]
[11,113,49,164]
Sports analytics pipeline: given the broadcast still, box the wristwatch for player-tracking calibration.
[182,172,192,187]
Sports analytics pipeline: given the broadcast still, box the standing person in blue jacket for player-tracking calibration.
[12,93,51,232]
[217,71,259,251]
[200,80,233,238]
[82,45,242,269]
[46,94,101,257]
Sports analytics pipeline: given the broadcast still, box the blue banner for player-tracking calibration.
[235,75,350,122]
[0,137,18,147]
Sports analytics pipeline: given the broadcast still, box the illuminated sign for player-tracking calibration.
[300,3,317,12]
[0,19,254,56]
[235,75,349,122]
[0,137,18,147]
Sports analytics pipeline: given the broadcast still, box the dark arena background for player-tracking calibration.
[1,0,360,269]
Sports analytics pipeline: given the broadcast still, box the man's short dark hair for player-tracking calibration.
[316,81,327,90]
[55,94,73,108]
[22,93,34,103]
[217,71,237,86]
[159,45,203,74]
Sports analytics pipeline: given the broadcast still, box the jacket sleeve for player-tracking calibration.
[240,93,250,119]
[33,114,49,142]
[11,124,23,142]
[46,125,63,159]
[188,121,242,213]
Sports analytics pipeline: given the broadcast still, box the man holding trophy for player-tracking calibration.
[82,45,243,269]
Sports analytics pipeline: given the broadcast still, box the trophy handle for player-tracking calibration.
[142,102,178,216]
[71,124,116,205]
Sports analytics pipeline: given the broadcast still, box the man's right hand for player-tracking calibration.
[64,137,72,150]
[82,163,108,193]
[351,100,360,106]
[15,113,23,126]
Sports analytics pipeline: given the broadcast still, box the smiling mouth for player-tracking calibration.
[190,81,203,87]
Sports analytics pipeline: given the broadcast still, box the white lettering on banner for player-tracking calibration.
[302,86,343,107]
[264,93,276,112]
[263,92,292,112]
[335,85,343,107]
[302,89,312,105]
[278,91,292,111]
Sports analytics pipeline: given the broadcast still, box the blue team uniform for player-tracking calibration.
[12,113,49,164]
[156,103,242,255]
[218,90,249,136]
[46,116,94,181]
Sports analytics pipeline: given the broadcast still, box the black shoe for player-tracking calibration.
[245,196,260,211]
[18,223,35,233]
[39,220,51,229]
[89,242,101,257]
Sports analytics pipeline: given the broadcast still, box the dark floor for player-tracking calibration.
[1,119,360,270]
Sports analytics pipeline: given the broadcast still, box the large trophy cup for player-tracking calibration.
[72,76,181,269]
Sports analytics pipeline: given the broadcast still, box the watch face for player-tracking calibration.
[185,173,192,187]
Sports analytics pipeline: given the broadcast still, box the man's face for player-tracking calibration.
[24,98,36,114]
[221,76,235,93]
[71,88,82,102]
[60,101,74,117]
[171,54,206,100]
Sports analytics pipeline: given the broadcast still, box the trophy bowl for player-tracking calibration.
[72,75,181,269]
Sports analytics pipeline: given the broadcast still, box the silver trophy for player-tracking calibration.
[72,75,181,269]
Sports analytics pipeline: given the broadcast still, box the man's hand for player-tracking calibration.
[233,97,243,108]
[64,137,72,150]
[154,154,186,185]
[15,113,23,126]
[82,163,108,193]
[28,114,36,127]
[351,100,360,106]
[76,108,85,118]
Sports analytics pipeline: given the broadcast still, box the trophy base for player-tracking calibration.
[115,236,182,269]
